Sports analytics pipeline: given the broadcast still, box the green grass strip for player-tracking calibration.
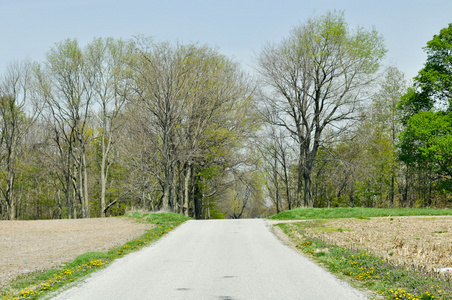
[1,212,191,300]
[269,207,452,220]
[278,222,452,300]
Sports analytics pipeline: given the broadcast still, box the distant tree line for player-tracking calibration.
[1,12,451,220]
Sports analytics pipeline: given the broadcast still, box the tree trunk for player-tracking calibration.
[297,164,303,208]
[6,158,16,220]
[162,164,174,212]
[162,163,174,212]
[297,142,305,207]
[273,154,280,214]
[282,156,291,210]
[303,149,317,208]
[183,162,191,216]
[56,190,63,219]
[100,155,107,217]
[161,123,174,211]
[303,171,312,207]
[194,173,203,220]
[100,132,108,217]
[65,172,72,219]
[82,153,90,218]
[79,160,85,218]
[72,182,77,219]
[7,178,15,220]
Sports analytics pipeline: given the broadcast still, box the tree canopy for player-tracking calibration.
[399,23,452,194]
[257,11,386,207]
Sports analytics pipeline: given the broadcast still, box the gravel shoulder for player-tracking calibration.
[0,217,154,287]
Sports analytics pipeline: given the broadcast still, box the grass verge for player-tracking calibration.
[269,207,452,220]
[1,212,191,300]
[276,220,452,300]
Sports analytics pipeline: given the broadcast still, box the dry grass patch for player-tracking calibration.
[304,216,452,272]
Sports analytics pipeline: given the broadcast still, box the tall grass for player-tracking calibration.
[269,207,452,220]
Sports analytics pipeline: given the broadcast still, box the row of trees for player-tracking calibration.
[1,12,451,220]
[0,37,262,220]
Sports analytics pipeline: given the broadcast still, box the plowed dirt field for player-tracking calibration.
[0,218,153,287]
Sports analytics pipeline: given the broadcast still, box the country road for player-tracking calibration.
[52,219,369,300]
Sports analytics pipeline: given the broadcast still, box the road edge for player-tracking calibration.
[265,219,379,300]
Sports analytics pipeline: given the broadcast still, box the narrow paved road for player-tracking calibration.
[53,219,368,299]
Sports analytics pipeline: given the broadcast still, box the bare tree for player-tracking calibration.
[259,125,295,213]
[257,11,386,207]
[132,39,193,211]
[0,61,41,220]
[369,66,406,206]
[84,37,134,217]
[36,39,93,218]
[132,39,255,215]
[117,101,162,211]
[176,45,251,216]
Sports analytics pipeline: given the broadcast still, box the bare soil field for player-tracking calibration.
[0,218,154,287]
[303,216,452,271]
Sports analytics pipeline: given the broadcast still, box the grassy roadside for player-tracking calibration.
[271,208,452,300]
[1,212,191,300]
[269,207,452,220]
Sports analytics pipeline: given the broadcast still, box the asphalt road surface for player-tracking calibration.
[53,219,369,300]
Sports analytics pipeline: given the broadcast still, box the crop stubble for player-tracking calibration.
[304,216,452,271]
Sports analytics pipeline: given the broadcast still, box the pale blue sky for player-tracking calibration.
[0,0,450,81]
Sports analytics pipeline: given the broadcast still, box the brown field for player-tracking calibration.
[0,218,153,287]
[302,216,452,272]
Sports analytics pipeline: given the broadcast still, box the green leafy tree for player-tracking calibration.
[399,112,452,192]
[400,23,452,118]
[399,23,452,198]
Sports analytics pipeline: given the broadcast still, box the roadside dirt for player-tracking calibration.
[0,218,153,287]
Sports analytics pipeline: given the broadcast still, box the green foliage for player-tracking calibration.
[0,96,28,124]
[399,87,432,122]
[208,209,226,219]
[292,10,386,75]
[399,24,452,196]
[399,112,452,182]
[399,24,452,118]
[269,207,452,220]
[416,23,452,111]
